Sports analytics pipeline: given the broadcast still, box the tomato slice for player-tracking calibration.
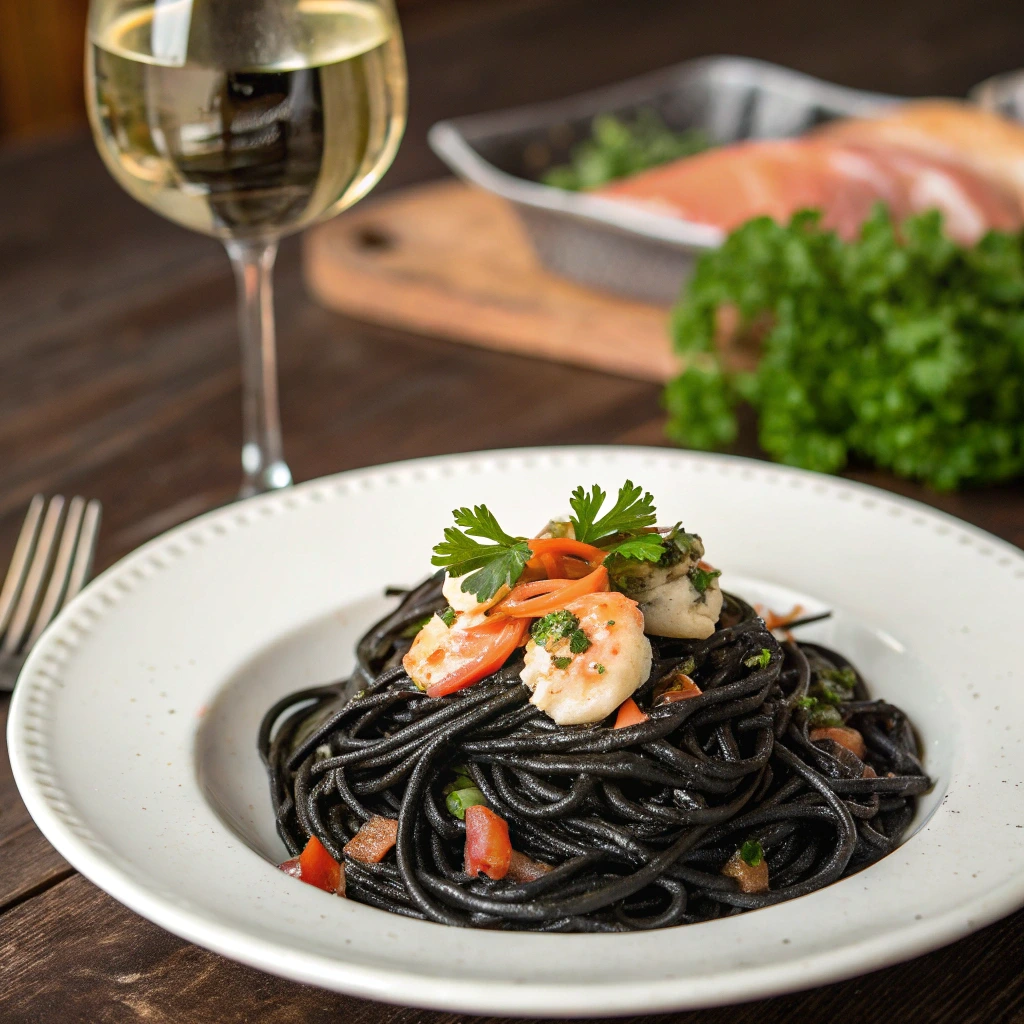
[425,616,529,697]
[613,697,649,728]
[294,835,344,894]
[464,805,513,880]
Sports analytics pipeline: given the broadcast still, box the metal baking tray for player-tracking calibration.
[428,57,897,303]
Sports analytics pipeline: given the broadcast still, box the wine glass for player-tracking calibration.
[85,0,407,496]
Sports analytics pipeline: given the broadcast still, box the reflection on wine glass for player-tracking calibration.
[86,0,407,495]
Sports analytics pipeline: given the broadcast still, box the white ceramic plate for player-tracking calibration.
[9,447,1024,1016]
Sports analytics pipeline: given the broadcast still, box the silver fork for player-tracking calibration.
[0,495,102,692]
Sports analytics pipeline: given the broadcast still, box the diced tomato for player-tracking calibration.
[810,725,866,759]
[506,849,553,883]
[464,805,513,880]
[343,815,399,863]
[424,615,529,697]
[292,835,345,894]
[613,697,649,728]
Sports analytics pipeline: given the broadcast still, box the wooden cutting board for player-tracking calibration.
[302,179,678,382]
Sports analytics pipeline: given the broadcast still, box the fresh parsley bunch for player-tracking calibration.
[663,206,1024,489]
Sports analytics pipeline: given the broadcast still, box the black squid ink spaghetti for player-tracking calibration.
[259,481,930,931]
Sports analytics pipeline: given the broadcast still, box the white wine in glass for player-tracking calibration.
[86,0,407,494]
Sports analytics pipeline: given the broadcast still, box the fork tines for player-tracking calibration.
[0,495,102,663]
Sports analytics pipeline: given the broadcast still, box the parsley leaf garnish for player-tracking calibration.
[569,481,658,545]
[431,505,531,602]
[439,606,457,628]
[553,656,572,670]
[602,533,665,563]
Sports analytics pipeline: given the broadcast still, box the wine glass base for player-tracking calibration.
[239,458,293,499]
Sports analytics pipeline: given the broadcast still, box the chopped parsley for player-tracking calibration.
[816,684,845,707]
[431,505,531,603]
[797,698,844,728]
[606,620,615,626]
[553,657,572,670]
[688,565,722,595]
[744,648,772,669]
[439,606,457,628]
[569,629,592,654]
[595,664,606,674]
[657,524,699,568]
[821,667,857,691]
[532,610,580,648]
[740,839,764,867]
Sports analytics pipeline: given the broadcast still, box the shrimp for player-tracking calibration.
[607,529,723,640]
[520,591,653,725]
[403,609,526,696]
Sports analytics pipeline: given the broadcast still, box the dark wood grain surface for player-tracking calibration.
[2,0,1024,1021]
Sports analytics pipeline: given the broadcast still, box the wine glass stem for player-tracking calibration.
[225,239,293,498]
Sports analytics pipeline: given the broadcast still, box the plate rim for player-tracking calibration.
[9,444,1024,1015]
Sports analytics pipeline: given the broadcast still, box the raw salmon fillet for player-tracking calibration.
[596,136,1022,243]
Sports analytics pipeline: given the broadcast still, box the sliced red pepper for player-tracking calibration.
[495,565,609,619]
[425,616,529,697]
[613,697,649,728]
[464,804,513,880]
[527,537,608,566]
[292,835,345,894]
[343,815,399,863]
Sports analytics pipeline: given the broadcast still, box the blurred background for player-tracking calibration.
[4,0,1023,144]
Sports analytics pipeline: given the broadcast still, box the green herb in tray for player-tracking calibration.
[542,109,711,191]
[663,206,1024,490]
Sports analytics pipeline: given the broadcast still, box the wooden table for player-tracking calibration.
[3,0,1024,1020]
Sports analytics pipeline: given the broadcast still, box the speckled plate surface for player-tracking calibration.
[9,447,1024,1016]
